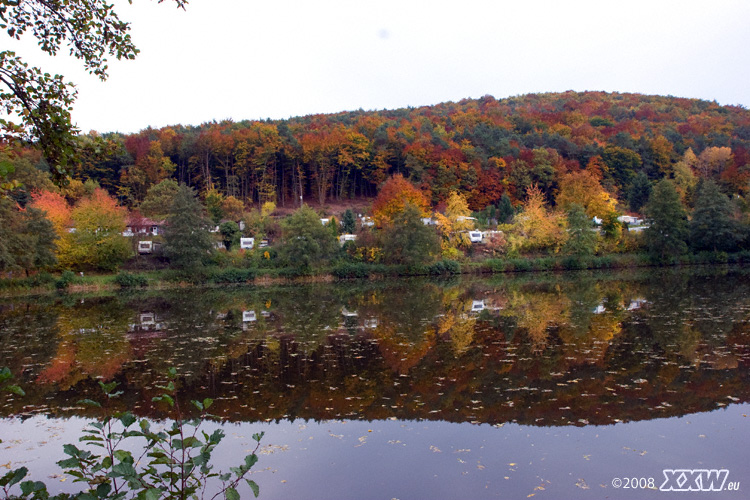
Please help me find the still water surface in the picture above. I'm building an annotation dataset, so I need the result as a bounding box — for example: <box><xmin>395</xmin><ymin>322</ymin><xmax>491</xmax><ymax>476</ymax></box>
<box><xmin>1</xmin><ymin>269</ymin><xmax>748</xmax><ymax>498</ymax></box>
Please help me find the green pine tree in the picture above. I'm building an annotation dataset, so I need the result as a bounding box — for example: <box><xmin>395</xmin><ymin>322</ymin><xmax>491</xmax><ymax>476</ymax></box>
<box><xmin>164</xmin><ymin>184</ymin><xmax>215</xmax><ymax>270</ymax></box>
<box><xmin>689</xmin><ymin>179</ymin><xmax>738</xmax><ymax>252</ymax></box>
<box><xmin>644</xmin><ymin>179</ymin><xmax>688</xmax><ymax>261</ymax></box>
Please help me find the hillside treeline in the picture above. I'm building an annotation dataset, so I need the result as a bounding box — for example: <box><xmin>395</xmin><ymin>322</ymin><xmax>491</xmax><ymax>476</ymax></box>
<box><xmin>8</xmin><ymin>91</ymin><xmax>749</xmax><ymax>212</ymax></box>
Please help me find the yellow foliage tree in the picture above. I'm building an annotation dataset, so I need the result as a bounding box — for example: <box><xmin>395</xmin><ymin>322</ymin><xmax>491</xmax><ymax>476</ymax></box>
<box><xmin>556</xmin><ymin>170</ymin><xmax>617</xmax><ymax>219</ymax></box>
<box><xmin>511</xmin><ymin>185</ymin><xmax>566</xmax><ymax>254</ymax></box>
<box><xmin>435</xmin><ymin>191</ymin><xmax>475</xmax><ymax>256</ymax></box>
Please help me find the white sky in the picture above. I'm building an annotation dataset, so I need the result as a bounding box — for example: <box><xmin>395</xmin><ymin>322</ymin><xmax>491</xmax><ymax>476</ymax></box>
<box><xmin>7</xmin><ymin>0</ymin><xmax>750</xmax><ymax>134</ymax></box>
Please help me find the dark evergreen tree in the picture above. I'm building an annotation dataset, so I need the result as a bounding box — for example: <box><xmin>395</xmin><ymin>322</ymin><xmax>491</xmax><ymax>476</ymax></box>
<box><xmin>164</xmin><ymin>184</ymin><xmax>214</xmax><ymax>269</ymax></box>
<box><xmin>628</xmin><ymin>171</ymin><xmax>652</xmax><ymax>212</ymax></box>
<box><xmin>341</xmin><ymin>209</ymin><xmax>357</xmax><ymax>234</ymax></box>
<box><xmin>644</xmin><ymin>179</ymin><xmax>688</xmax><ymax>261</ymax></box>
<box><xmin>689</xmin><ymin>179</ymin><xmax>738</xmax><ymax>252</ymax></box>
<box><xmin>497</xmin><ymin>193</ymin><xmax>514</xmax><ymax>224</ymax></box>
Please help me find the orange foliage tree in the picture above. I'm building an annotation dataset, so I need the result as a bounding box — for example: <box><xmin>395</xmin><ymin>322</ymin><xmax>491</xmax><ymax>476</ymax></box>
<box><xmin>371</xmin><ymin>174</ymin><xmax>431</xmax><ymax>227</ymax></box>
<box><xmin>555</xmin><ymin>170</ymin><xmax>617</xmax><ymax>219</ymax></box>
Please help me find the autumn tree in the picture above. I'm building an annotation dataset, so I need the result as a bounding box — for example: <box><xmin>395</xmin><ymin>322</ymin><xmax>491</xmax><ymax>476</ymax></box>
<box><xmin>511</xmin><ymin>185</ymin><xmax>566</xmax><ymax>254</ymax></box>
<box><xmin>28</xmin><ymin>190</ymin><xmax>70</xmax><ymax>232</ymax></box>
<box><xmin>121</xmin><ymin>140</ymin><xmax>175</xmax><ymax>203</ymax></box>
<box><xmin>697</xmin><ymin>147</ymin><xmax>732</xmax><ymax>178</ymax></box>
<box><xmin>556</xmin><ymin>170</ymin><xmax>617</xmax><ymax>219</ymax></box>
<box><xmin>372</xmin><ymin>174</ymin><xmax>430</xmax><ymax>227</ymax></box>
<box><xmin>435</xmin><ymin>191</ymin><xmax>474</xmax><ymax>256</ymax></box>
<box><xmin>221</xmin><ymin>195</ymin><xmax>245</xmax><ymax>221</ymax></box>
<box><xmin>61</xmin><ymin>189</ymin><xmax>130</xmax><ymax>271</ymax></box>
<box><xmin>668</xmin><ymin>148</ymin><xmax>698</xmax><ymax>205</ymax></box>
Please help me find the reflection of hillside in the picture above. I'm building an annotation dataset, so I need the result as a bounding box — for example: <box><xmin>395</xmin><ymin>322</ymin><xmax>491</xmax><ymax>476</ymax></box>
<box><xmin>1</xmin><ymin>271</ymin><xmax>749</xmax><ymax>428</ymax></box>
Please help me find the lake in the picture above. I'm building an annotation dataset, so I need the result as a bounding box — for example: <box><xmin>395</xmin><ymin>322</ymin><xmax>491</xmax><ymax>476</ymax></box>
<box><xmin>1</xmin><ymin>268</ymin><xmax>748</xmax><ymax>499</ymax></box>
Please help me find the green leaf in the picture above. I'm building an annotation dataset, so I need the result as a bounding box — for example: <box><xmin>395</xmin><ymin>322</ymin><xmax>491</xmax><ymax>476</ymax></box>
<box><xmin>5</xmin><ymin>385</ymin><xmax>25</xmax><ymax>396</ymax></box>
<box><xmin>244</xmin><ymin>453</ymin><xmax>258</xmax><ymax>469</ymax></box>
<box><xmin>0</xmin><ymin>467</ymin><xmax>27</xmax><ymax>488</ymax></box>
<box><xmin>98</xmin><ymin>381</ymin><xmax>118</xmax><ymax>394</ymax></box>
<box><xmin>78</xmin><ymin>398</ymin><xmax>102</xmax><ymax>408</ymax></box>
<box><xmin>252</xmin><ymin>431</ymin><xmax>265</xmax><ymax>443</ymax></box>
<box><xmin>203</xmin><ymin>397</ymin><xmax>213</xmax><ymax>410</ymax></box>
<box><xmin>56</xmin><ymin>457</ymin><xmax>81</xmax><ymax>469</ymax></box>
<box><xmin>225</xmin><ymin>486</ymin><xmax>240</xmax><ymax>500</ymax></box>
<box><xmin>20</xmin><ymin>480</ymin><xmax>47</xmax><ymax>496</ymax></box>
<box><xmin>152</xmin><ymin>394</ymin><xmax>174</xmax><ymax>407</ymax></box>
<box><xmin>191</xmin><ymin>399</ymin><xmax>203</xmax><ymax>411</ymax></box>
<box><xmin>95</xmin><ymin>482</ymin><xmax>111</xmax><ymax>498</ymax></box>
<box><xmin>113</xmin><ymin>450</ymin><xmax>133</xmax><ymax>463</ymax></box>
<box><xmin>167</xmin><ymin>367</ymin><xmax>177</xmax><ymax>379</ymax></box>
<box><xmin>144</xmin><ymin>488</ymin><xmax>162</xmax><ymax>500</ymax></box>
<box><xmin>247</xmin><ymin>479</ymin><xmax>260</xmax><ymax>498</ymax></box>
<box><xmin>119</xmin><ymin>412</ymin><xmax>136</xmax><ymax>427</ymax></box>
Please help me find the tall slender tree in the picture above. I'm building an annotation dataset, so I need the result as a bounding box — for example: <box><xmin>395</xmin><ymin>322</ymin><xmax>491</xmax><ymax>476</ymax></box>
<box><xmin>644</xmin><ymin>179</ymin><xmax>688</xmax><ymax>260</ymax></box>
<box><xmin>164</xmin><ymin>184</ymin><xmax>214</xmax><ymax>270</ymax></box>
<box><xmin>689</xmin><ymin>179</ymin><xmax>738</xmax><ymax>252</ymax></box>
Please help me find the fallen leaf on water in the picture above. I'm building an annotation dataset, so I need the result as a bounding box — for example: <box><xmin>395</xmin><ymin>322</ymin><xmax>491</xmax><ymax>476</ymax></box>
<box><xmin>430</xmin><ymin>445</ymin><xmax>442</xmax><ymax>453</ymax></box>
<box><xmin>508</xmin><ymin>462</ymin><xmax>516</xmax><ymax>466</ymax></box>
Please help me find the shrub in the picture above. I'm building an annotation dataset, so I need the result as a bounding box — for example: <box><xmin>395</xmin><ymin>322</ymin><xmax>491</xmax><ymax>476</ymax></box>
<box><xmin>427</xmin><ymin>260</ymin><xmax>461</xmax><ymax>275</ymax></box>
<box><xmin>332</xmin><ymin>262</ymin><xmax>372</xmax><ymax>279</ymax></box>
<box><xmin>55</xmin><ymin>270</ymin><xmax>76</xmax><ymax>290</ymax></box>
<box><xmin>210</xmin><ymin>267</ymin><xmax>255</xmax><ymax>284</ymax></box>
<box><xmin>114</xmin><ymin>271</ymin><xmax>148</xmax><ymax>288</ymax></box>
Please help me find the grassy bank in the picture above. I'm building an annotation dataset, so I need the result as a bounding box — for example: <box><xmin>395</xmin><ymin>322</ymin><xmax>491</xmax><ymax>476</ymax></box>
<box><xmin>1</xmin><ymin>250</ymin><xmax>749</xmax><ymax>298</ymax></box>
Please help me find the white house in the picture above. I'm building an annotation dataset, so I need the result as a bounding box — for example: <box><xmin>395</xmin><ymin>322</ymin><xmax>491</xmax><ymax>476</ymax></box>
<box><xmin>339</xmin><ymin>234</ymin><xmax>357</xmax><ymax>245</ymax></box>
<box><xmin>240</xmin><ymin>237</ymin><xmax>255</xmax><ymax>250</ymax></box>
<box><xmin>618</xmin><ymin>215</ymin><xmax>644</xmax><ymax>225</ymax></box>
<box><xmin>468</xmin><ymin>231</ymin><xmax>483</xmax><ymax>243</ymax></box>
<box><xmin>138</xmin><ymin>241</ymin><xmax>153</xmax><ymax>254</ymax></box>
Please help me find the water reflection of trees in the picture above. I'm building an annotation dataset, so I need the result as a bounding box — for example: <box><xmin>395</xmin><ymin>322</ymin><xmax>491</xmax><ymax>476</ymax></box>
<box><xmin>0</xmin><ymin>271</ymin><xmax>748</xmax><ymax>426</ymax></box>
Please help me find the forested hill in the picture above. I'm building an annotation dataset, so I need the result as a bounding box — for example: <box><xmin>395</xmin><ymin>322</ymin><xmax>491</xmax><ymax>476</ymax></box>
<box><xmin>65</xmin><ymin>91</ymin><xmax>750</xmax><ymax>211</ymax></box>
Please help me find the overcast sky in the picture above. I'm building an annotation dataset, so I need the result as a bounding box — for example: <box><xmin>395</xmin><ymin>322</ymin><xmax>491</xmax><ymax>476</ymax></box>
<box><xmin>9</xmin><ymin>0</ymin><xmax>750</xmax><ymax>134</ymax></box>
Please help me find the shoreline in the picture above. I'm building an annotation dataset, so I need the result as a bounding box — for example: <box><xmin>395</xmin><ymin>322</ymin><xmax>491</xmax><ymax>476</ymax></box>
<box><xmin>1</xmin><ymin>250</ymin><xmax>747</xmax><ymax>299</ymax></box>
